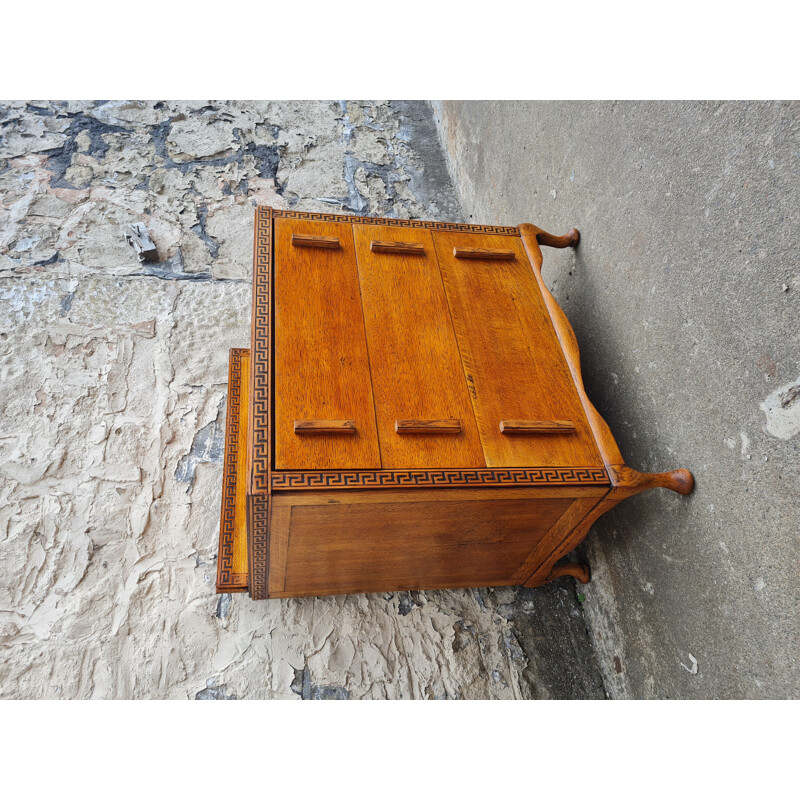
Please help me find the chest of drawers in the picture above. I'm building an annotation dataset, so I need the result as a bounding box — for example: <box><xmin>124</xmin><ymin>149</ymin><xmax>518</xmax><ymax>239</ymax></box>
<box><xmin>216</xmin><ymin>207</ymin><xmax>692</xmax><ymax>599</ymax></box>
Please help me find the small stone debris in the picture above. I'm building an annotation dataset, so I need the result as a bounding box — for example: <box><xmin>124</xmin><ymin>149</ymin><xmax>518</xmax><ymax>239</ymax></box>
<box><xmin>124</xmin><ymin>222</ymin><xmax>158</xmax><ymax>262</ymax></box>
<box><xmin>680</xmin><ymin>653</ymin><xmax>699</xmax><ymax>675</ymax></box>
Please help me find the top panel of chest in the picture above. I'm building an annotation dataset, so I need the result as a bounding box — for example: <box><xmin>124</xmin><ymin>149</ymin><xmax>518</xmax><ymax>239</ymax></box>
<box><xmin>251</xmin><ymin>208</ymin><xmax>604</xmax><ymax>484</ymax></box>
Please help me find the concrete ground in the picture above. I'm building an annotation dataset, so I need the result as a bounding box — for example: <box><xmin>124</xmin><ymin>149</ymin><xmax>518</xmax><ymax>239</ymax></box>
<box><xmin>433</xmin><ymin>101</ymin><xmax>800</xmax><ymax>699</ymax></box>
<box><xmin>0</xmin><ymin>100</ymin><xmax>604</xmax><ymax>699</ymax></box>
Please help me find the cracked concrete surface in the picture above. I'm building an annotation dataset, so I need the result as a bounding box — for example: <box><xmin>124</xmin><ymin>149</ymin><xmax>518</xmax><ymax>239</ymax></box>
<box><xmin>433</xmin><ymin>100</ymin><xmax>800</xmax><ymax>699</ymax></box>
<box><xmin>1</xmin><ymin>100</ymin><xmax>603</xmax><ymax>699</ymax></box>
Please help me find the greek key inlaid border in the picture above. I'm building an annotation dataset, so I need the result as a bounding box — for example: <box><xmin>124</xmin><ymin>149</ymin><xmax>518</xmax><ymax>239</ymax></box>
<box><xmin>216</xmin><ymin>348</ymin><xmax>249</xmax><ymax>593</ymax></box>
<box><xmin>271</xmin><ymin>467</ymin><xmax>610</xmax><ymax>491</ymax></box>
<box><xmin>270</xmin><ymin>207</ymin><xmax>519</xmax><ymax>235</ymax></box>
<box><xmin>251</xmin><ymin>205</ymin><xmax>272</xmax><ymax>492</ymax></box>
<box><xmin>249</xmin><ymin>494</ymin><xmax>270</xmax><ymax>600</ymax></box>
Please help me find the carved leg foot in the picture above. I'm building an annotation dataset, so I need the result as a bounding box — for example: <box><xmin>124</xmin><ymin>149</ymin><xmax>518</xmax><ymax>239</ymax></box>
<box><xmin>540</xmin><ymin>227</ymin><xmax>580</xmax><ymax>249</ymax></box>
<box><xmin>546</xmin><ymin>562</ymin><xmax>591</xmax><ymax>585</ymax></box>
<box><xmin>519</xmin><ymin>223</ymin><xmax>580</xmax><ymax>249</ymax></box>
<box><xmin>609</xmin><ymin>465</ymin><xmax>695</xmax><ymax>497</ymax></box>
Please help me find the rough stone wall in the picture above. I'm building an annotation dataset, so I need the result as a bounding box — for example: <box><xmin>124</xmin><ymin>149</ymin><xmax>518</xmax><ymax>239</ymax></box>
<box><xmin>432</xmin><ymin>100</ymin><xmax>800</xmax><ymax>699</ymax></box>
<box><xmin>0</xmin><ymin>100</ymin><xmax>604</xmax><ymax>699</ymax></box>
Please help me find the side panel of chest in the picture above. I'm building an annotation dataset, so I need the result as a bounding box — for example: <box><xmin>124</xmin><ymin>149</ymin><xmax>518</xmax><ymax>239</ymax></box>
<box><xmin>266</xmin><ymin>487</ymin><xmax>606</xmax><ymax>597</ymax></box>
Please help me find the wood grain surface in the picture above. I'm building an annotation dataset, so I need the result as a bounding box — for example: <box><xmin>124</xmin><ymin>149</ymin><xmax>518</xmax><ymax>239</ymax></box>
<box><xmin>266</xmin><ymin>505</ymin><xmax>291</xmax><ymax>595</ymax></box>
<box><xmin>395</xmin><ymin>418</ymin><xmax>462</xmax><ymax>433</ymax></box>
<box><xmin>453</xmin><ymin>246</ymin><xmax>515</xmax><ymax>260</ymax></box>
<box><xmin>517</xmin><ymin>223</ymin><xmax>626</xmax><ymax>472</ymax></box>
<box><xmin>271</xmin><ymin>486</ymin><xmax>608</xmax><ymax>505</ymax></box>
<box><xmin>510</xmin><ymin>494</ymin><xmax>603</xmax><ymax>583</ymax></box>
<box><xmin>370</xmin><ymin>240</ymin><xmax>425</xmax><ymax>255</ymax></box>
<box><xmin>433</xmin><ymin>230</ymin><xmax>604</xmax><ymax>469</ymax></box>
<box><xmin>267</xmin><ymin>489</ymin><xmax>577</xmax><ymax>597</ymax></box>
<box><xmin>294</xmin><ymin>419</ymin><xmax>356</xmax><ymax>434</ymax></box>
<box><xmin>353</xmin><ymin>224</ymin><xmax>485</xmax><ymax>468</ymax></box>
<box><xmin>274</xmin><ymin>218</ymin><xmax>380</xmax><ymax>469</ymax></box>
<box><xmin>499</xmin><ymin>419</ymin><xmax>576</xmax><ymax>434</ymax></box>
<box><xmin>291</xmin><ymin>233</ymin><xmax>340</xmax><ymax>249</ymax></box>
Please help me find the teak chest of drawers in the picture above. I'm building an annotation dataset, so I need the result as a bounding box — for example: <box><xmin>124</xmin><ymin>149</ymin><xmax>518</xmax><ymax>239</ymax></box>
<box><xmin>217</xmin><ymin>207</ymin><xmax>692</xmax><ymax>599</ymax></box>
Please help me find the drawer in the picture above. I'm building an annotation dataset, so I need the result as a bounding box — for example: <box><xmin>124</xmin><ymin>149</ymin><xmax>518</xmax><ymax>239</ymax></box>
<box><xmin>352</xmin><ymin>224</ymin><xmax>485</xmax><ymax>468</ymax></box>
<box><xmin>273</xmin><ymin>218</ymin><xmax>381</xmax><ymax>470</ymax></box>
<box><xmin>433</xmin><ymin>230</ymin><xmax>604</xmax><ymax>469</ymax></box>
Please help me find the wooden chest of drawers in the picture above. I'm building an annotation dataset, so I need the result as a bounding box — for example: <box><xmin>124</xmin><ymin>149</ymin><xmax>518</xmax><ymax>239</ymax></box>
<box><xmin>217</xmin><ymin>207</ymin><xmax>692</xmax><ymax>599</ymax></box>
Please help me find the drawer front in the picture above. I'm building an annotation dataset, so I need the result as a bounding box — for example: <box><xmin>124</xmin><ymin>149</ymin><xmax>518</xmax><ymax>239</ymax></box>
<box><xmin>433</xmin><ymin>231</ymin><xmax>604</xmax><ymax>468</ymax></box>
<box><xmin>274</xmin><ymin>219</ymin><xmax>381</xmax><ymax>470</ymax></box>
<box><xmin>353</xmin><ymin>224</ymin><xmax>485</xmax><ymax>468</ymax></box>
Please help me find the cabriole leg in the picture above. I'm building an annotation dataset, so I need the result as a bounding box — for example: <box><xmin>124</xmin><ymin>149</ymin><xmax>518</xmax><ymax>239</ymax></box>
<box><xmin>545</xmin><ymin>562</ymin><xmax>591</xmax><ymax>585</ymax></box>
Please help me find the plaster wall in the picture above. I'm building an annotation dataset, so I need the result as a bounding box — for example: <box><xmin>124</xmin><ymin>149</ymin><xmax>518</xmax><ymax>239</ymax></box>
<box><xmin>0</xmin><ymin>100</ymin><xmax>604</xmax><ymax>699</ymax></box>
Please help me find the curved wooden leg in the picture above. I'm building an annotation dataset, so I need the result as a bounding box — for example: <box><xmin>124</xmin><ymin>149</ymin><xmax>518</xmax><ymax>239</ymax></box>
<box><xmin>525</xmin><ymin>463</ymin><xmax>694</xmax><ymax>590</ymax></box>
<box><xmin>540</xmin><ymin>227</ymin><xmax>580</xmax><ymax>249</ymax></box>
<box><xmin>608</xmin><ymin>465</ymin><xmax>694</xmax><ymax>498</ymax></box>
<box><xmin>521</xmin><ymin>224</ymin><xmax>580</xmax><ymax>249</ymax></box>
<box><xmin>516</xmin><ymin>219</ymin><xmax>694</xmax><ymax>593</ymax></box>
<box><xmin>519</xmin><ymin>222</ymin><xmax>695</xmax><ymax>501</ymax></box>
<box><xmin>546</xmin><ymin>563</ymin><xmax>591</xmax><ymax>585</ymax></box>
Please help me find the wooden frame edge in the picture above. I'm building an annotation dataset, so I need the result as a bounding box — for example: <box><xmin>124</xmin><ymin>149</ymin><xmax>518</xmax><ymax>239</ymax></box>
<box><xmin>523</xmin><ymin>494</ymin><xmax>619</xmax><ymax>587</ymax></box>
<box><xmin>216</xmin><ymin>347</ymin><xmax>249</xmax><ymax>593</ymax></box>
<box><xmin>269</xmin><ymin>206</ymin><xmax>520</xmax><ymax>235</ymax></box>
<box><xmin>270</xmin><ymin>467</ymin><xmax>610</xmax><ymax>491</ymax></box>
<box><xmin>513</xmin><ymin>493</ymin><xmax>609</xmax><ymax>585</ymax></box>
<box><xmin>518</xmin><ymin>223</ymin><xmax>694</xmax><ymax>499</ymax></box>
<box><xmin>248</xmin><ymin>205</ymin><xmax>274</xmax><ymax>599</ymax></box>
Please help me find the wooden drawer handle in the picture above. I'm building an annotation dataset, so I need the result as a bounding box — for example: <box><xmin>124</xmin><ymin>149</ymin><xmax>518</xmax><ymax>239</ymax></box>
<box><xmin>500</xmin><ymin>420</ymin><xmax>576</xmax><ymax>434</ymax></box>
<box><xmin>371</xmin><ymin>240</ymin><xmax>425</xmax><ymax>255</ymax></box>
<box><xmin>395</xmin><ymin>419</ymin><xmax>461</xmax><ymax>434</ymax></box>
<box><xmin>294</xmin><ymin>420</ymin><xmax>356</xmax><ymax>434</ymax></box>
<box><xmin>292</xmin><ymin>233</ymin><xmax>340</xmax><ymax>250</ymax></box>
<box><xmin>454</xmin><ymin>246</ymin><xmax>515</xmax><ymax>261</ymax></box>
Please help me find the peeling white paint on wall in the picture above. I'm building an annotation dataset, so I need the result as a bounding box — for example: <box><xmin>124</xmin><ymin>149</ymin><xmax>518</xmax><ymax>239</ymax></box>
<box><xmin>0</xmin><ymin>100</ymin><xmax>601</xmax><ymax>700</ymax></box>
<box><xmin>761</xmin><ymin>377</ymin><xmax>800</xmax><ymax>440</ymax></box>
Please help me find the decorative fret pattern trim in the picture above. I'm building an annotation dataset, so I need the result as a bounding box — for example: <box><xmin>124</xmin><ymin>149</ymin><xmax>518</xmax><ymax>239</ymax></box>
<box><xmin>216</xmin><ymin>348</ymin><xmax>249</xmax><ymax>593</ymax></box>
<box><xmin>269</xmin><ymin>207</ymin><xmax>520</xmax><ymax>236</ymax></box>
<box><xmin>249</xmin><ymin>494</ymin><xmax>270</xmax><ymax>600</ymax></box>
<box><xmin>251</xmin><ymin>206</ymin><xmax>272</xmax><ymax>492</ymax></box>
<box><xmin>271</xmin><ymin>467</ymin><xmax>610</xmax><ymax>491</ymax></box>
